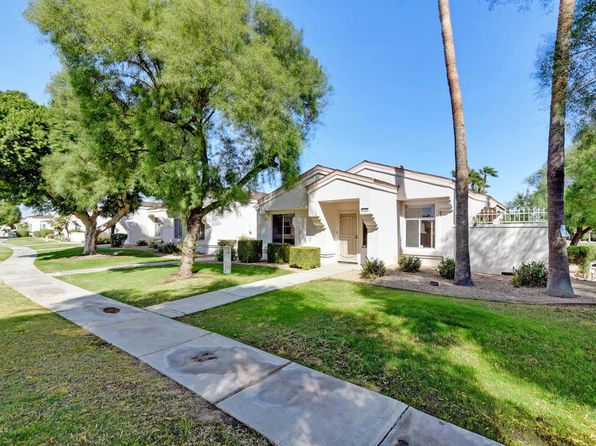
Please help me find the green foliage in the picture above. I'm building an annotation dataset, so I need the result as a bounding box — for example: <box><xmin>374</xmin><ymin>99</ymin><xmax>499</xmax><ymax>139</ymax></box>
<box><xmin>452</xmin><ymin>166</ymin><xmax>498</xmax><ymax>193</ymax></box>
<box><xmin>0</xmin><ymin>202</ymin><xmax>21</xmax><ymax>226</ymax></box>
<box><xmin>237</xmin><ymin>239</ymin><xmax>263</xmax><ymax>263</ymax></box>
<box><xmin>567</xmin><ymin>245</ymin><xmax>596</xmax><ymax>267</ymax></box>
<box><xmin>97</xmin><ymin>233</ymin><xmax>111</xmax><ymax>244</ymax></box>
<box><xmin>27</xmin><ymin>0</ymin><xmax>329</xmax><ymax>225</ymax></box>
<box><xmin>512</xmin><ymin>261</ymin><xmax>548</xmax><ymax>288</ymax></box>
<box><xmin>267</xmin><ymin>242</ymin><xmax>290</xmax><ymax>264</ymax></box>
<box><xmin>360</xmin><ymin>257</ymin><xmax>386</xmax><ymax>279</ymax></box>
<box><xmin>33</xmin><ymin>229</ymin><xmax>54</xmax><ymax>238</ymax></box>
<box><xmin>399</xmin><ymin>255</ymin><xmax>421</xmax><ymax>273</ymax></box>
<box><xmin>215</xmin><ymin>240</ymin><xmax>237</xmax><ymax>261</ymax></box>
<box><xmin>157</xmin><ymin>242</ymin><xmax>181</xmax><ymax>254</ymax></box>
<box><xmin>0</xmin><ymin>91</ymin><xmax>52</xmax><ymax>206</ymax></box>
<box><xmin>110</xmin><ymin>233</ymin><xmax>128</xmax><ymax>247</ymax></box>
<box><xmin>438</xmin><ymin>257</ymin><xmax>456</xmax><ymax>279</ymax></box>
<box><xmin>288</xmin><ymin>246</ymin><xmax>320</xmax><ymax>269</ymax></box>
<box><xmin>15</xmin><ymin>224</ymin><xmax>29</xmax><ymax>237</ymax></box>
<box><xmin>136</xmin><ymin>239</ymin><xmax>148</xmax><ymax>246</ymax></box>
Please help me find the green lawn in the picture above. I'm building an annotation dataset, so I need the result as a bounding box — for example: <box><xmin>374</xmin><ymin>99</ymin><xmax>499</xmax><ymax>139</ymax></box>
<box><xmin>182</xmin><ymin>279</ymin><xmax>596</xmax><ymax>446</ymax></box>
<box><xmin>60</xmin><ymin>263</ymin><xmax>290</xmax><ymax>307</ymax></box>
<box><xmin>0</xmin><ymin>246</ymin><xmax>12</xmax><ymax>262</ymax></box>
<box><xmin>0</xmin><ymin>284</ymin><xmax>268</xmax><ymax>446</ymax></box>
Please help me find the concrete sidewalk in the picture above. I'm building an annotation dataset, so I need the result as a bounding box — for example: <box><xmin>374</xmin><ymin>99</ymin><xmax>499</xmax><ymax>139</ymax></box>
<box><xmin>0</xmin><ymin>243</ymin><xmax>500</xmax><ymax>446</ymax></box>
<box><xmin>145</xmin><ymin>263</ymin><xmax>358</xmax><ymax>317</ymax></box>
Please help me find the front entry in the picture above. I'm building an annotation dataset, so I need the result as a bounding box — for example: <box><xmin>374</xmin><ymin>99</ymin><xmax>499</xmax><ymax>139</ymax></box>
<box><xmin>339</xmin><ymin>213</ymin><xmax>358</xmax><ymax>263</ymax></box>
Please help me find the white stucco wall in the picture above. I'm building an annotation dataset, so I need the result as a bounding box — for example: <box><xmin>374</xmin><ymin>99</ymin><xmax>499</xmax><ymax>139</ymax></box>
<box><xmin>197</xmin><ymin>203</ymin><xmax>258</xmax><ymax>254</ymax></box>
<box><xmin>469</xmin><ymin>224</ymin><xmax>548</xmax><ymax>273</ymax></box>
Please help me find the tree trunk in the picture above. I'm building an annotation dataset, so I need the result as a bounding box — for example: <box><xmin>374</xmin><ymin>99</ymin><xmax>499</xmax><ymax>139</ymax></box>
<box><xmin>83</xmin><ymin>219</ymin><xmax>98</xmax><ymax>256</ymax></box>
<box><xmin>177</xmin><ymin>209</ymin><xmax>203</xmax><ymax>279</ymax></box>
<box><xmin>438</xmin><ymin>0</ymin><xmax>473</xmax><ymax>286</ymax></box>
<box><xmin>570</xmin><ymin>227</ymin><xmax>591</xmax><ymax>246</ymax></box>
<box><xmin>547</xmin><ymin>0</ymin><xmax>576</xmax><ymax>298</ymax></box>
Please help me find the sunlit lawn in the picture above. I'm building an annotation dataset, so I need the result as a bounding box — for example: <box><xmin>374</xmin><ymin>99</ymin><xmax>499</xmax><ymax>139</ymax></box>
<box><xmin>0</xmin><ymin>284</ymin><xmax>268</xmax><ymax>446</ymax></box>
<box><xmin>0</xmin><ymin>246</ymin><xmax>13</xmax><ymax>261</ymax></box>
<box><xmin>182</xmin><ymin>279</ymin><xmax>596</xmax><ymax>446</ymax></box>
<box><xmin>60</xmin><ymin>263</ymin><xmax>290</xmax><ymax>307</ymax></box>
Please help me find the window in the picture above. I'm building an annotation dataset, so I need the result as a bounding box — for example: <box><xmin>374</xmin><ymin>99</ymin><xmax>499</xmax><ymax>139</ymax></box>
<box><xmin>174</xmin><ymin>219</ymin><xmax>183</xmax><ymax>239</ymax></box>
<box><xmin>272</xmin><ymin>214</ymin><xmax>295</xmax><ymax>245</ymax></box>
<box><xmin>405</xmin><ymin>204</ymin><xmax>435</xmax><ymax>248</ymax></box>
<box><xmin>199</xmin><ymin>222</ymin><xmax>205</xmax><ymax>240</ymax></box>
<box><xmin>362</xmin><ymin>222</ymin><xmax>368</xmax><ymax>248</ymax></box>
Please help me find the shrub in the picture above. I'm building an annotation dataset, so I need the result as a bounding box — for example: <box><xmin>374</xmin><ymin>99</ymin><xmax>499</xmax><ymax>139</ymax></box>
<box><xmin>267</xmin><ymin>243</ymin><xmax>291</xmax><ymax>263</ymax></box>
<box><xmin>15</xmin><ymin>224</ymin><xmax>29</xmax><ymax>238</ymax></box>
<box><xmin>289</xmin><ymin>246</ymin><xmax>320</xmax><ymax>269</ymax></box>
<box><xmin>148</xmin><ymin>240</ymin><xmax>159</xmax><ymax>249</ymax></box>
<box><xmin>567</xmin><ymin>245</ymin><xmax>596</xmax><ymax>266</ymax></box>
<box><xmin>110</xmin><ymin>233</ymin><xmax>128</xmax><ymax>247</ymax></box>
<box><xmin>399</xmin><ymin>255</ymin><xmax>421</xmax><ymax>272</ymax></box>
<box><xmin>512</xmin><ymin>261</ymin><xmax>547</xmax><ymax>288</ymax></box>
<box><xmin>216</xmin><ymin>239</ymin><xmax>237</xmax><ymax>261</ymax></box>
<box><xmin>33</xmin><ymin>229</ymin><xmax>53</xmax><ymax>238</ymax></box>
<box><xmin>137</xmin><ymin>239</ymin><xmax>148</xmax><ymax>246</ymax></box>
<box><xmin>157</xmin><ymin>242</ymin><xmax>180</xmax><ymax>254</ymax></box>
<box><xmin>360</xmin><ymin>257</ymin><xmax>386</xmax><ymax>279</ymax></box>
<box><xmin>238</xmin><ymin>239</ymin><xmax>262</xmax><ymax>263</ymax></box>
<box><xmin>438</xmin><ymin>257</ymin><xmax>456</xmax><ymax>279</ymax></box>
<box><xmin>97</xmin><ymin>233</ymin><xmax>111</xmax><ymax>244</ymax></box>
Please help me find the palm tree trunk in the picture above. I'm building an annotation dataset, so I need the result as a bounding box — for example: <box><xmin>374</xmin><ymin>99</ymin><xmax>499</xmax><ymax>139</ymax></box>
<box><xmin>547</xmin><ymin>0</ymin><xmax>575</xmax><ymax>298</ymax></box>
<box><xmin>177</xmin><ymin>209</ymin><xmax>202</xmax><ymax>279</ymax></box>
<box><xmin>438</xmin><ymin>0</ymin><xmax>473</xmax><ymax>286</ymax></box>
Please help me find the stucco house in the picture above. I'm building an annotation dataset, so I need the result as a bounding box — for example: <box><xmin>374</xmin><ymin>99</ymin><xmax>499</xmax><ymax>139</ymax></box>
<box><xmin>113</xmin><ymin>196</ymin><xmax>260</xmax><ymax>254</ymax></box>
<box><xmin>22</xmin><ymin>215</ymin><xmax>54</xmax><ymax>233</ymax></box>
<box><xmin>257</xmin><ymin>160</ymin><xmax>505</xmax><ymax>267</ymax></box>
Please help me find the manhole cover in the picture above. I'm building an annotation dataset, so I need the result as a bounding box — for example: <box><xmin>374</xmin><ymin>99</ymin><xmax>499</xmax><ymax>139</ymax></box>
<box><xmin>102</xmin><ymin>306</ymin><xmax>121</xmax><ymax>314</ymax></box>
<box><xmin>192</xmin><ymin>351</ymin><xmax>217</xmax><ymax>362</ymax></box>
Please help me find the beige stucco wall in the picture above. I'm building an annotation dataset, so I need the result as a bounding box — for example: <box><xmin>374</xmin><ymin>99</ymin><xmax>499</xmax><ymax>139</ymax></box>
<box><xmin>469</xmin><ymin>224</ymin><xmax>548</xmax><ymax>273</ymax></box>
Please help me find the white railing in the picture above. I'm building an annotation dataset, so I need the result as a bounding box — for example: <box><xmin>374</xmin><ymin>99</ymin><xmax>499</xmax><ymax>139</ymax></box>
<box><xmin>473</xmin><ymin>208</ymin><xmax>548</xmax><ymax>225</ymax></box>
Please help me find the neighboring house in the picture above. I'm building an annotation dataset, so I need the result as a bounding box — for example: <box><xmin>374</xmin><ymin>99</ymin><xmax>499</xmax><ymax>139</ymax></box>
<box><xmin>21</xmin><ymin>215</ymin><xmax>54</xmax><ymax>233</ymax></box>
<box><xmin>257</xmin><ymin>160</ymin><xmax>505</xmax><ymax>267</ymax></box>
<box><xmin>115</xmin><ymin>197</ymin><xmax>260</xmax><ymax>254</ymax></box>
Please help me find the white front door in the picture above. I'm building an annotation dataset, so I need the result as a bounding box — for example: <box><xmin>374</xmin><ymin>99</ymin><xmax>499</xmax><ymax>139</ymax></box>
<box><xmin>339</xmin><ymin>213</ymin><xmax>358</xmax><ymax>263</ymax></box>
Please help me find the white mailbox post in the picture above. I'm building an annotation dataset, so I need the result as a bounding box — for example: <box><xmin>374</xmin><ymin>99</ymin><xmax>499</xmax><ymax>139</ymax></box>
<box><xmin>223</xmin><ymin>245</ymin><xmax>232</xmax><ymax>275</ymax></box>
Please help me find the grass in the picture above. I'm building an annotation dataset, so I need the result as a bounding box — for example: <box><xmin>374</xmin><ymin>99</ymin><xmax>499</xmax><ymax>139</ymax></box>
<box><xmin>0</xmin><ymin>246</ymin><xmax>12</xmax><ymax>262</ymax></box>
<box><xmin>0</xmin><ymin>284</ymin><xmax>269</xmax><ymax>446</ymax></box>
<box><xmin>182</xmin><ymin>279</ymin><xmax>596</xmax><ymax>446</ymax></box>
<box><xmin>60</xmin><ymin>263</ymin><xmax>290</xmax><ymax>307</ymax></box>
<box><xmin>7</xmin><ymin>237</ymin><xmax>171</xmax><ymax>273</ymax></box>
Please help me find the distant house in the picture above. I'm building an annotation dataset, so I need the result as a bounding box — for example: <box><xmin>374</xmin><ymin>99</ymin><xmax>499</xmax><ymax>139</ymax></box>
<box><xmin>112</xmin><ymin>195</ymin><xmax>261</xmax><ymax>253</ymax></box>
<box><xmin>21</xmin><ymin>215</ymin><xmax>54</xmax><ymax>233</ymax></box>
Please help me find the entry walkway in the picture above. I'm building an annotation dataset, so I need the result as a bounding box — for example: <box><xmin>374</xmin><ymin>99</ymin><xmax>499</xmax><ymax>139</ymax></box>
<box><xmin>145</xmin><ymin>263</ymin><xmax>358</xmax><ymax>317</ymax></box>
<box><xmin>0</xmin><ymin>243</ymin><xmax>500</xmax><ymax>446</ymax></box>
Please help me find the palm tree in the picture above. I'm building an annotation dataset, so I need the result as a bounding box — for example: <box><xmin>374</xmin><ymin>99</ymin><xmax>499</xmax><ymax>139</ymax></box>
<box><xmin>480</xmin><ymin>166</ymin><xmax>498</xmax><ymax>187</ymax></box>
<box><xmin>546</xmin><ymin>0</ymin><xmax>576</xmax><ymax>298</ymax></box>
<box><xmin>438</xmin><ymin>0</ymin><xmax>473</xmax><ymax>286</ymax></box>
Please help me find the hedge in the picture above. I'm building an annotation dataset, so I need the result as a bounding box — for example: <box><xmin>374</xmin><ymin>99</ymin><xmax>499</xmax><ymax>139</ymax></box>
<box><xmin>289</xmin><ymin>246</ymin><xmax>320</xmax><ymax>269</ymax></box>
<box><xmin>111</xmin><ymin>233</ymin><xmax>128</xmax><ymax>247</ymax></box>
<box><xmin>15</xmin><ymin>228</ymin><xmax>29</xmax><ymax>237</ymax></box>
<box><xmin>33</xmin><ymin>229</ymin><xmax>54</xmax><ymax>238</ymax></box>
<box><xmin>267</xmin><ymin>242</ymin><xmax>291</xmax><ymax>264</ymax></box>
<box><xmin>238</xmin><ymin>239</ymin><xmax>262</xmax><ymax>263</ymax></box>
<box><xmin>567</xmin><ymin>245</ymin><xmax>596</xmax><ymax>266</ymax></box>
<box><xmin>216</xmin><ymin>239</ymin><xmax>237</xmax><ymax>261</ymax></box>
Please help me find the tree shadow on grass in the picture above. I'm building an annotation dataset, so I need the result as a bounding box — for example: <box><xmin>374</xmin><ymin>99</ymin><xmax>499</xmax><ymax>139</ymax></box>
<box><xmin>36</xmin><ymin>247</ymin><xmax>157</xmax><ymax>262</ymax></box>
<box><xmin>184</xmin><ymin>281</ymin><xmax>594</xmax><ymax>446</ymax></box>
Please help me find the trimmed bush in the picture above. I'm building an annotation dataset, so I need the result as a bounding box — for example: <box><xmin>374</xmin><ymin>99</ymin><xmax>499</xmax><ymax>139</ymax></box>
<box><xmin>289</xmin><ymin>246</ymin><xmax>320</xmax><ymax>269</ymax></box>
<box><xmin>438</xmin><ymin>257</ymin><xmax>455</xmax><ymax>279</ymax></box>
<box><xmin>137</xmin><ymin>239</ymin><xmax>148</xmax><ymax>246</ymax></box>
<box><xmin>360</xmin><ymin>257</ymin><xmax>386</xmax><ymax>279</ymax></box>
<box><xmin>267</xmin><ymin>242</ymin><xmax>291</xmax><ymax>264</ymax></box>
<box><xmin>567</xmin><ymin>245</ymin><xmax>596</xmax><ymax>266</ymax></box>
<box><xmin>33</xmin><ymin>229</ymin><xmax>53</xmax><ymax>238</ymax></box>
<box><xmin>97</xmin><ymin>233</ymin><xmax>111</xmax><ymax>244</ymax></box>
<box><xmin>110</xmin><ymin>233</ymin><xmax>128</xmax><ymax>247</ymax></box>
<box><xmin>157</xmin><ymin>242</ymin><xmax>181</xmax><ymax>254</ymax></box>
<box><xmin>238</xmin><ymin>239</ymin><xmax>262</xmax><ymax>263</ymax></box>
<box><xmin>215</xmin><ymin>240</ymin><xmax>237</xmax><ymax>262</ymax></box>
<box><xmin>399</xmin><ymin>255</ymin><xmax>421</xmax><ymax>272</ymax></box>
<box><xmin>15</xmin><ymin>225</ymin><xmax>29</xmax><ymax>237</ymax></box>
<box><xmin>512</xmin><ymin>261</ymin><xmax>547</xmax><ymax>288</ymax></box>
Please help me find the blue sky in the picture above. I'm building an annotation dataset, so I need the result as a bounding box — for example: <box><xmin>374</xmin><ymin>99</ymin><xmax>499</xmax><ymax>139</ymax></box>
<box><xmin>1</xmin><ymin>0</ymin><xmax>557</xmax><ymax>203</ymax></box>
